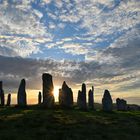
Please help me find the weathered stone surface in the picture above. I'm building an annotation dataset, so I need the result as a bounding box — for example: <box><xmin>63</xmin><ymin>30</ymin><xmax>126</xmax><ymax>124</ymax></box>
<box><xmin>116</xmin><ymin>98</ymin><xmax>127</xmax><ymax>111</ymax></box>
<box><xmin>42</xmin><ymin>73</ymin><xmax>54</xmax><ymax>108</ymax></box>
<box><xmin>88</xmin><ymin>86</ymin><xmax>94</xmax><ymax>109</ymax></box>
<box><xmin>38</xmin><ymin>92</ymin><xmax>42</xmax><ymax>104</ymax></box>
<box><xmin>102</xmin><ymin>90</ymin><xmax>113</xmax><ymax>111</ymax></box>
<box><xmin>17</xmin><ymin>79</ymin><xmax>27</xmax><ymax>107</ymax></box>
<box><xmin>59</xmin><ymin>81</ymin><xmax>73</xmax><ymax>108</ymax></box>
<box><xmin>0</xmin><ymin>81</ymin><xmax>5</xmax><ymax>106</ymax></box>
<box><xmin>77</xmin><ymin>83</ymin><xmax>87</xmax><ymax>110</ymax></box>
<box><xmin>6</xmin><ymin>93</ymin><xmax>11</xmax><ymax>106</ymax></box>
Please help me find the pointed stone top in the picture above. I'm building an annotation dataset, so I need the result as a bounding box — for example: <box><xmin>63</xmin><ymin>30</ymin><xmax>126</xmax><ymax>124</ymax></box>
<box><xmin>20</xmin><ymin>79</ymin><xmax>26</xmax><ymax>86</ymax></box>
<box><xmin>89</xmin><ymin>89</ymin><xmax>92</xmax><ymax>92</ymax></box>
<box><xmin>103</xmin><ymin>89</ymin><xmax>111</xmax><ymax>98</ymax></box>
<box><xmin>62</xmin><ymin>81</ymin><xmax>69</xmax><ymax>89</ymax></box>
<box><xmin>21</xmin><ymin>79</ymin><xmax>25</xmax><ymax>83</ymax></box>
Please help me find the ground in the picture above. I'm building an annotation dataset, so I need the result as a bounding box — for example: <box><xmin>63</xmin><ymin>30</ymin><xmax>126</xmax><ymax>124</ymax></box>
<box><xmin>0</xmin><ymin>105</ymin><xmax>140</xmax><ymax>140</ymax></box>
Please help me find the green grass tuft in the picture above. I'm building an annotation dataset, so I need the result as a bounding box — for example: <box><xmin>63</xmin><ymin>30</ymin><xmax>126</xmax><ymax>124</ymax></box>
<box><xmin>0</xmin><ymin>105</ymin><xmax>140</xmax><ymax>140</ymax></box>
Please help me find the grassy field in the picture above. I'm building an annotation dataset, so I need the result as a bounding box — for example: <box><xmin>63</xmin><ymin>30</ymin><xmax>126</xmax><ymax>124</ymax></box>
<box><xmin>0</xmin><ymin>105</ymin><xmax>140</xmax><ymax>140</ymax></box>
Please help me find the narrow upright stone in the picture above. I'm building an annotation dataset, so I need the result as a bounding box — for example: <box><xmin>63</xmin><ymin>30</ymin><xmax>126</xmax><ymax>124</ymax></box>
<box><xmin>116</xmin><ymin>98</ymin><xmax>127</xmax><ymax>111</ymax></box>
<box><xmin>6</xmin><ymin>93</ymin><xmax>11</xmax><ymax>106</ymax></box>
<box><xmin>17</xmin><ymin>79</ymin><xmax>27</xmax><ymax>107</ymax></box>
<box><xmin>59</xmin><ymin>81</ymin><xmax>73</xmax><ymax>108</ymax></box>
<box><xmin>102</xmin><ymin>90</ymin><xmax>113</xmax><ymax>111</ymax></box>
<box><xmin>0</xmin><ymin>81</ymin><xmax>5</xmax><ymax>106</ymax></box>
<box><xmin>38</xmin><ymin>92</ymin><xmax>42</xmax><ymax>104</ymax></box>
<box><xmin>59</xmin><ymin>89</ymin><xmax>62</xmax><ymax>105</ymax></box>
<box><xmin>77</xmin><ymin>90</ymin><xmax>82</xmax><ymax>108</ymax></box>
<box><xmin>42</xmin><ymin>73</ymin><xmax>54</xmax><ymax>108</ymax></box>
<box><xmin>88</xmin><ymin>86</ymin><xmax>94</xmax><ymax>109</ymax></box>
<box><xmin>77</xmin><ymin>83</ymin><xmax>87</xmax><ymax>110</ymax></box>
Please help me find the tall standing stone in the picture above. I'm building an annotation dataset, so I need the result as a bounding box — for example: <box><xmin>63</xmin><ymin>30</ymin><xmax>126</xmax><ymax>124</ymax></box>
<box><xmin>77</xmin><ymin>83</ymin><xmax>87</xmax><ymax>110</ymax></box>
<box><xmin>42</xmin><ymin>73</ymin><xmax>54</xmax><ymax>108</ymax></box>
<box><xmin>6</xmin><ymin>93</ymin><xmax>11</xmax><ymax>106</ymax></box>
<box><xmin>59</xmin><ymin>81</ymin><xmax>73</xmax><ymax>108</ymax></box>
<box><xmin>116</xmin><ymin>98</ymin><xmax>127</xmax><ymax>111</ymax></box>
<box><xmin>17</xmin><ymin>79</ymin><xmax>27</xmax><ymax>107</ymax></box>
<box><xmin>0</xmin><ymin>81</ymin><xmax>5</xmax><ymax>106</ymax></box>
<box><xmin>88</xmin><ymin>86</ymin><xmax>94</xmax><ymax>109</ymax></box>
<box><xmin>102</xmin><ymin>90</ymin><xmax>113</xmax><ymax>111</ymax></box>
<box><xmin>77</xmin><ymin>90</ymin><xmax>82</xmax><ymax>108</ymax></box>
<box><xmin>38</xmin><ymin>92</ymin><xmax>42</xmax><ymax>104</ymax></box>
<box><xmin>59</xmin><ymin>89</ymin><xmax>62</xmax><ymax>105</ymax></box>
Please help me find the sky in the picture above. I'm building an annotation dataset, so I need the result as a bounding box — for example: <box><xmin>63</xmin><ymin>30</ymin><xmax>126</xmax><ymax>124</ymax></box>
<box><xmin>0</xmin><ymin>0</ymin><xmax>140</xmax><ymax>105</ymax></box>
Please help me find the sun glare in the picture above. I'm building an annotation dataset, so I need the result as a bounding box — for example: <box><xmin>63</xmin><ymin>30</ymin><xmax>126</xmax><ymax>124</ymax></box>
<box><xmin>53</xmin><ymin>86</ymin><xmax>60</xmax><ymax>101</ymax></box>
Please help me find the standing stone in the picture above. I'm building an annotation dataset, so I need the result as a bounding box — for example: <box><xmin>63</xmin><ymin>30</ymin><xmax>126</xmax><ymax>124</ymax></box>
<box><xmin>77</xmin><ymin>83</ymin><xmax>87</xmax><ymax>110</ymax></box>
<box><xmin>0</xmin><ymin>81</ymin><xmax>5</xmax><ymax>106</ymax></box>
<box><xmin>116</xmin><ymin>98</ymin><xmax>127</xmax><ymax>111</ymax></box>
<box><xmin>42</xmin><ymin>73</ymin><xmax>54</xmax><ymax>108</ymax></box>
<box><xmin>38</xmin><ymin>92</ymin><xmax>42</xmax><ymax>104</ymax></box>
<box><xmin>6</xmin><ymin>93</ymin><xmax>11</xmax><ymax>106</ymax></box>
<box><xmin>88</xmin><ymin>86</ymin><xmax>94</xmax><ymax>109</ymax></box>
<box><xmin>59</xmin><ymin>81</ymin><xmax>73</xmax><ymax>108</ymax></box>
<box><xmin>77</xmin><ymin>90</ymin><xmax>82</xmax><ymax>108</ymax></box>
<box><xmin>59</xmin><ymin>89</ymin><xmax>62</xmax><ymax>105</ymax></box>
<box><xmin>17</xmin><ymin>79</ymin><xmax>27</xmax><ymax>107</ymax></box>
<box><xmin>102</xmin><ymin>90</ymin><xmax>113</xmax><ymax>111</ymax></box>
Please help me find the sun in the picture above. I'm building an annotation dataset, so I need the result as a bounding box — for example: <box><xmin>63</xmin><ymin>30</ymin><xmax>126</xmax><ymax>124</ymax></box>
<box><xmin>53</xmin><ymin>86</ymin><xmax>60</xmax><ymax>100</ymax></box>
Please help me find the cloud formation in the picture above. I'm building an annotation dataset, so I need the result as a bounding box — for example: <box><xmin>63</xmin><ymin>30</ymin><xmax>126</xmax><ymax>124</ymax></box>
<box><xmin>0</xmin><ymin>0</ymin><xmax>140</xmax><ymax>104</ymax></box>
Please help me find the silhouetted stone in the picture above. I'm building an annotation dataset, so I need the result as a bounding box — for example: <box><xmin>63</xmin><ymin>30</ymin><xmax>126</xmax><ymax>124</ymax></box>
<box><xmin>77</xmin><ymin>90</ymin><xmax>82</xmax><ymax>108</ymax></box>
<box><xmin>127</xmin><ymin>104</ymin><xmax>140</xmax><ymax>111</ymax></box>
<box><xmin>116</xmin><ymin>98</ymin><xmax>127</xmax><ymax>111</ymax></box>
<box><xmin>42</xmin><ymin>73</ymin><xmax>54</xmax><ymax>108</ymax></box>
<box><xmin>0</xmin><ymin>81</ymin><xmax>5</xmax><ymax>106</ymax></box>
<box><xmin>77</xmin><ymin>83</ymin><xmax>87</xmax><ymax>110</ymax></box>
<box><xmin>102</xmin><ymin>90</ymin><xmax>113</xmax><ymax>111</ymax></box>
<box><xmin>17</xmin><ymin>79</ymin><xmax>27</xmax><ymax>107</ymax></box>
<box><xmin>59</xmin><ymin>81</ymin><xmax>73</xmax><ymax>108</ymax></box>
<box><xmin>38</xmin><ymin>92</ymin><xmax>42</xmax><ymax>104</ymax></box>
<box><xmin>59</xmin><ymin>89</ymin><xmax>62</xmax><ymax>105</ymax></box>
<box><xmin>88</xmin><ymin>86</ymin><xmax>94</xmax><ymax>109</ymax></box>
<box><xmin>6</xmin><ymin>93</ymin><xmax>11</xmax><ymax>106</ymax></box>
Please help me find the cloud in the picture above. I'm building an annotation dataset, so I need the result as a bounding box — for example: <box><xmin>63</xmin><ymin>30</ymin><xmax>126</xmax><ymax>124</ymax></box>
<box><xmin>0</xmin><ymin>0</ymin><xmax>140</xmax><ymax>104</ymax></box>
<box><xmin>60</xmin><ymin>43</ymin><xmax>89</xmax><ymax>55</ymax></box>
<box><xmin>0</xmin><ymin>0</ymin><xmax>52</xmax><ymax>57</ymax></box>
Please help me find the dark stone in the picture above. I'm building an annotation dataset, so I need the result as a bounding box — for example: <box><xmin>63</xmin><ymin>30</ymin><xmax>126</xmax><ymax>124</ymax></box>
<box><xmin>116</xmin><ymin>98</ymin><xmax>127</xmax><ymax>111</ymax></box>
<box><xmin>88</xmin><ymin>86</ymin><xmax>94</xmax><ymax>109</ymax></box>
<box><xmin>38</xmin><ymin>92</ymin><xmax>42</xmax><ymax>104</ymax></box>
<box><xmin>42</xmin><ymin>73</ymin><xmax>54</xmax><ymax>108</ymax></box>
<box><xmin>6</xmin><ymin>93</ymin><xmax>11</xmax><ymax>106</ymax></box>
<box><xmin>77</xmin><ymin>90</ymin><xmax>82</xmax><ymax>108</ymax></box>
<box><xmin>0</xmin><ymin>81</ymin><xmax>5</xmax><ymax>106</ymax></box>
<box><xmin>17</xmin><ymin>79</ymin><xmax>27</xmax><ymax>107</ymax></box>
<box><xmin>59</xmin><ymin>81</ymin><xmax>73</xmax><ymax>108</ymax></box>
<box><xmin>59</xmin><ymin>89</ymin><xmax>62</xmax><ymax>105</ymax></box>
<box><xmin>77</xmin><ymin>83</ymin><xmax>87</xmax><ymax>110</ymax></box>
<box><xmin>102</xmin><ymin>90</ymin><xmax>113</xmax><ymax>111</ymax></box>
<box><xmin>127</xmin><ymin>105</ymin><xmax>140</xmax><ymax>111</ymax></box>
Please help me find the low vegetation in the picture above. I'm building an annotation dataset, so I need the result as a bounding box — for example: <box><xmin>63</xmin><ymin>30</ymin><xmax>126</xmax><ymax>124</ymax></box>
<box><xmin>0</xmin><ymin>105</ymin><xmax>140</xmax><ymax>140</ymax></box>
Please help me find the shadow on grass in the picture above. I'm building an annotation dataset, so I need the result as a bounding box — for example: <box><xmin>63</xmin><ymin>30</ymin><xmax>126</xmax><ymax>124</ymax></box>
<box><xmin>0</xmin><ymin>105</ymin><xmax>140</xmax><ymax>140</ymax></box>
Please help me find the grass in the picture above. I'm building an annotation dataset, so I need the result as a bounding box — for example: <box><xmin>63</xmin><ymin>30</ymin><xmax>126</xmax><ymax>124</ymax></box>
<box><xmin>0</xmin><ymin>105</ymin><xmax>140</xmax><ymax>140</ymax></box>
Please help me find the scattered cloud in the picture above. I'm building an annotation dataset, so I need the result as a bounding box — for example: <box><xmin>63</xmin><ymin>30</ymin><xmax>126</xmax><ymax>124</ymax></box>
<box><xmin>0</xmin><ymin>0</ymin><xmax>140</xmax><ymax>104</ymax></box>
